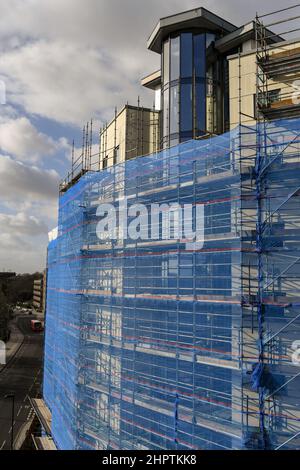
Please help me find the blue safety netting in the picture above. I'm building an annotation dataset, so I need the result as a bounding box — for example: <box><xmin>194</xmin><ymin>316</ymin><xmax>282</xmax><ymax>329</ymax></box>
<box><xmin>43</xmin><ymin>118</ymin><xmax>300</xmax><ymax>450</ymax></box>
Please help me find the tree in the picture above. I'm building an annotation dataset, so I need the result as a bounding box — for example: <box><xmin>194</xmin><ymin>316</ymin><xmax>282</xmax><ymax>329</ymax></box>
<box><xmin>4</xmin><ymin>273</ymin><xmax>42</xmax><ymax>305</ymax></box>
<box><xmin>0</xmin><ymin>288</ymin><xmax>9</xmax><ymax>342</ymax></box>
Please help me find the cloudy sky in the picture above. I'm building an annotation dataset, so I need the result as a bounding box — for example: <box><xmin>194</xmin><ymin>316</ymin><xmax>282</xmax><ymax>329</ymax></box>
<box><xmin>0</xmin><ymin>0</ymin><xmax>285</xmax><ymax>273</ymax></box>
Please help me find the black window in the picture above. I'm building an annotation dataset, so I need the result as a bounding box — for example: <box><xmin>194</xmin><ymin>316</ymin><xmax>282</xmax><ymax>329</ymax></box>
<box><xmin>113</xmin><ymin>146</ymin><xmax>120</xmax><ymax>165</ymax></box>
<box><xmin>103</xmin><ymin>155</ymin><xmax>108</xmax><ymax>170</ymax></box>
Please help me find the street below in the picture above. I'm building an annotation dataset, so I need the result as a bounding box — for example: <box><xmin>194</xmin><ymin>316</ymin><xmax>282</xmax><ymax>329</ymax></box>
<box><xmin>0</xmin><ymin>314</ymin><xmax>43</xmax><ymax>450</ymax></box>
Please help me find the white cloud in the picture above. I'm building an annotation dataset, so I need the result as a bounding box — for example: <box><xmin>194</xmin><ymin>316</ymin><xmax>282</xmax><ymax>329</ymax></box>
<box><xmin>0</xmin><ymin>212</ymin><xmax>48</xmax><ymax>237</ymax></box>
<box><xmin>0</xmin><ymin>158</ymin><xmax>58</xmax><ymax>272</ymax></box>
<box><xmin>0</xmin><ymin>210</ymin><xmax>51</xmax><ymax>272</ymax></box>
<box><xmin>0</xmin><ymin>0</ymin><xmax>285</xmax><ymax>127</ymax></box>
<box><xmin>0</xmin><ymin>1</ymin><xmax>198</xmax><ymax>125</ymax></box>
<box><xmin>0</xmin><ymin>117</ymin><xmax>60</xmax><ymax>161</ymax></box>
<box><xmin>0</xmin><ymin>41</ymin><xmax>135</xmax><ymax>125</ymax></box>
<box><xmin>0</xmin><ymin>229</ymin><xmax>48</xmax><ymax>273</ymax></box>
<box><xmin>0</xmin><ymin>155</ymin><xmax>60</xmax><ymax>200</ymax></box>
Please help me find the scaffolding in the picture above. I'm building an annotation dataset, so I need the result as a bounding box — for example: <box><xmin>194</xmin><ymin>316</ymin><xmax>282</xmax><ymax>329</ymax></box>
<box><xmin>239</xmin><ymin>5</ymin><xmax>300</xmax><ymax>450</ymax></box>
<box><xmin>60</xmin><ymin>102</ymin><xmax>160</xmax><ymax>194</ymax></box>
<box><xmin>43</xmin><ymin>4</ymin><xmax>300</xmax><ymax>450</ymax></box>
<box><xmin>255</xmin><ymin>4</ymin><xmax>300</xmax><ymax>120</ymax></box>
<box><xmin>44</xmin><ymin>113</ymin><xmax>300</xmax><ymax>450</ymax></box>
<box><xmin>238</xmin><ymin>117</ymin><xmax>300</xmax><ymax>450</ymax></box>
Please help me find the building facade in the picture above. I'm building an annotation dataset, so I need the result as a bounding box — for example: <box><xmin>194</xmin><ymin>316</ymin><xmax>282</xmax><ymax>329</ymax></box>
<box><xmin>99</xmin><ymin>105</ymin><xmax>160</xmax><ymax>170</ymax></box>
<box><xmin>42</xmin><ymin>6</ymin><xmax>300</xmax><ymax>451</ymax></box>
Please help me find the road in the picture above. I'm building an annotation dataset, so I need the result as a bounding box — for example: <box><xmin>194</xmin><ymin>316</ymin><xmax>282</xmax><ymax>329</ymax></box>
<box><xmin>0</xmin><ymin>314</ymin><xmax>43</xmax><ymax>450</ymax></box>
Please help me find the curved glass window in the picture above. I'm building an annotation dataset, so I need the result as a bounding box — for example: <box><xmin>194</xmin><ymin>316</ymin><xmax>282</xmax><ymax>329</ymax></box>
<box><xmin>163</xmin><ymin>88</ymin><xmax>169</xmax><ymax>137</ymax></box>
<box><xmin>170</xmin><ymin>85</ymin><xmax>179</xmax><ymax>135</ymax></box>
<box><xmin>170</xmin><ymin>36</ymin><xmax>180</xmax><ymax>82</ymax></box>
<box><xmin>181</xmin><ymin>33</ymin><xmax>193</xmax><ymax>78</ymax></box>
<box><xmin>163</xmin><ymin>39</ymin><xmax>169</xmax><ymax>86</ymax></box>
<box><xmin>206</xmin><ymin>33</ymin><xmax>216</xmax><ymax>49</ymax></box>
<box><xmin>161</xmin><ymin>30</ymin><xmax>220</xmax><ymax>147</ymax></box>
<box><xmin>195</xmin><ymin>81</ymin><xmax>206</xmax><ymax>135</ymax></box>
<box><xmin>180</xmin><ymin>83</ymin><xmax>192</xmax><ymax>133</ymax></box>
<box><xmin>194</xmin><ymin>34</ymin><xmax>206</xmax><ymax>78</ymax></box>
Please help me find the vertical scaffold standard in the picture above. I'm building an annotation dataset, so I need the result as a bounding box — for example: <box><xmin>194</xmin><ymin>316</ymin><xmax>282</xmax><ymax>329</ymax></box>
<box><xmin>44</xmin><ymin>117</ymin><xmax>300</xmax><ymax>450</ymax></box>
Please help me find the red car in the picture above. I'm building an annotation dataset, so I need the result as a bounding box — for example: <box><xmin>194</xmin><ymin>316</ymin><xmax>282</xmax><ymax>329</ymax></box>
<box><xmin>31</xmin><ymin>320</ymin><xmax>44</xmax><ymax>332</ymax></box>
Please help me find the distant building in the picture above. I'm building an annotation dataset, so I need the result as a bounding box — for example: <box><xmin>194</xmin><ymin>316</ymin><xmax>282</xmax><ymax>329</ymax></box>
<box><xmin>33</xmin><ymin>271</ymin><xmax>46</xmax><ymax>315</ymax></box>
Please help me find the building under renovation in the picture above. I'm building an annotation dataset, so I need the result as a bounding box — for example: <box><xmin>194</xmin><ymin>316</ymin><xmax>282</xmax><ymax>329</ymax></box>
<box><xmin>41</xmin><ymin>6</ymin><xmax>300</xmax><ymax>450</ymax></box>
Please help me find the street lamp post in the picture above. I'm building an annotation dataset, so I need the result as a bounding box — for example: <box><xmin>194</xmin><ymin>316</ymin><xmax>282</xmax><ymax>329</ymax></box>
<box><xmin>5</xmin><ymin>393</ymin><xmax>15</xmax><ymax>450</ymax></box>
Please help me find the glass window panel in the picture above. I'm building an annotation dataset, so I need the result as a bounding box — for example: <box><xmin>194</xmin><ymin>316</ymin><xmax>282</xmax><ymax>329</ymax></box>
<box><xmin>194</xmin><ymin>34</ymin><xmax>206</xmax><ymax>78</ymax></box>
<box><xmin>195</xmin><ymin>81</ymin><xmax>206</xmax><ymax>135</ymax></box>
<box><xmin>206</xmin><ymin>33</ymin><xmax>216</xmax><ymax>49</ymax></box>
<box><xmin>163</xmin><ymin>89</ymin><xmax>169</xmax><ymax>137</ymax></box>
<box><xmin>180</xmin><ymin>83</ymin><xmax>193</xmax><ymax>133</ymax></box>
<box><xmin>163</xmin><ymin>39</ymin><xmax>169</xmax><ymax>85</ymax></box>
<box><xmin>170</xmin><ymin>85</ymin><xmax>179</xmax><ymax>135</ymax></box>
<box><xmin>181</xmin><ymin>33</ymin><xmax>193</xmax><ymax>78</ymax></box>
<box><xmin>103</xmin><ymin>155</ymin><xmax>108</xmax><ymax>170</ymax></box>
<box><xmin>155</xmin><ymin>87</ymin><xmax>161</xmax><ymax>111</ymax></box>
<box><xmin>170</xmin><ymin>36</ymin><xmax>180</xmax><ymax>81</ymax></box>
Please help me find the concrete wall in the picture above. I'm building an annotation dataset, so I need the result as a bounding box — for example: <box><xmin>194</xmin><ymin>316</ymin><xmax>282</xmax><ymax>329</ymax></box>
<box><xmin>228</xmin><ymin>40</ymin><xmax>300</xmax><ymax>128</ymax></box>
<box><xmin>99</xmin><ymin>105</ymin><xmax>160</xmax><ymax>169</ymax></box>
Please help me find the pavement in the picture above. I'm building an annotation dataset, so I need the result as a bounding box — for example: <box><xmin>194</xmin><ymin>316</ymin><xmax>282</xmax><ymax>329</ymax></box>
<box><xmin>0</xmin><ymin>313</ymin><xmax>44</xmax><ymax>450</ymax></box>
